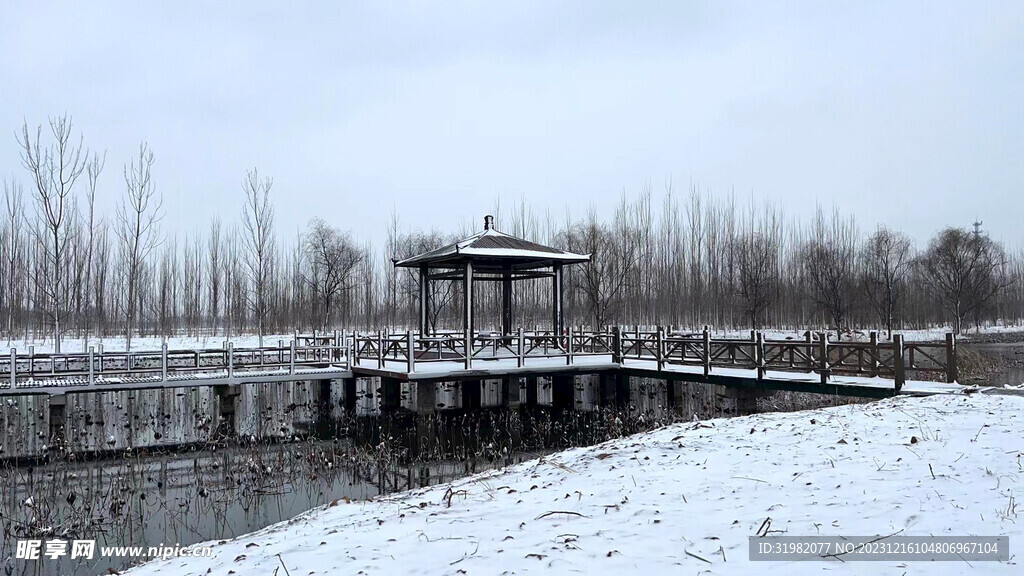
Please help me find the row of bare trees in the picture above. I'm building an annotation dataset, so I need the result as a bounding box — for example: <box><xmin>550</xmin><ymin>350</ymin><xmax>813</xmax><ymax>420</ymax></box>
<box><xmin>1</xmin><ymin>116</ymin><xmax>1022</xmax><ymax>347</ymax></box>
<box><xmin>379</xmin><ymin>189</ymin><xmax>1020</xmax><ymax>338</ymax></box>
<box><xmin>0</xmin><ymin>116</ymin><xmax>372</xmax><ymax>349</ymax></box>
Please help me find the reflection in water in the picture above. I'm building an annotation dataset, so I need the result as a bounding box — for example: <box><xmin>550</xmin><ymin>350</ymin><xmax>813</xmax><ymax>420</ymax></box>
<box><xmin>0</xmin><ymin>378</ymin><xmax>875</xmax><ymax>575</ymax></box>
<box><xmin>964</xmin><ymin>342</ymin><xmax>1024</xmax><ymax>387</ymax></box>
<box><xmin>995</xmin><ymin>366</ymin><xmax>1024</xmax><ymax>387</ymax></box>
<box><xmin>0</xmin><ymin>441</ymin><xmax>532</xmax><ymax>576</ymax></box>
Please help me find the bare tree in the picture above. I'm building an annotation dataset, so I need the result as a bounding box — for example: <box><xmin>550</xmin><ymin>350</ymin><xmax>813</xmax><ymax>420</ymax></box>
<box><xmin>92</xmin><ymin>223</ymin><xmax>111</xmax><ymax>337</ymax></box>
<box><xmin>800</xmin><ymin>207</ymin><xmax>858</xmax><ymax>338</ymax></box>
<box><xmin>303</xmin><ymin>218</ymin><xmax>364</xmax><ymax>329</ymax></box>
<box><xmin>564</xmin><ymin>211</ymin><xmax>639</xmax><ymax>329</ymax></box>
<box><xmin>735</xmin><ymin>230</ymin><xmax>779</xmax><ymax>329</ymax></box>
<box><xmin>861</xmin><ymin>226</ymin><xmax>913</xmax><ymax>336</ymax></box>
<box><xmin>920</xmin><ymin>226</ymin><xmax>1012</xmax><ymax>334</ymax></box>
<box><xmin>18</xmin><ymin>115</ymin><xmax>89</xmax><ymax>352</ymax></box>
<box><xmin>3</xmin><ymin>179</ymin><xmax>25</xmax><ymax>342</ymax></box>
<box><xmin>116</xmin><ymin>142</ymin><xmax>162</xmax><ymax>349</ymax></box>
<box><xmin>241</xmin><ymin>168</ymin><xmax>275</xmax><ymax>347</ymax></box>
<box><xmin>81</xmin><ymin>151</ymin><xmax>105</xmax><ymax>344</ymax></box>
<box><xmin>390</xmin><ymin>230</ymin><xmax>459</xmax><ymax>332</ymax></box>
<box><xmin>207</xmin><ymin>217</ymin><xmax>222</xmax><ymax>336</ymax></box>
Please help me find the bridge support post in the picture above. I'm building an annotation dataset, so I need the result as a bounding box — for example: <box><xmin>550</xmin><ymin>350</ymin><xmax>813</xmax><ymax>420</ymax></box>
<box><xmin>415</xmin><ymin>381</ymin><xmax>437</xmax><ymax>413</ymax></box>
<box><xmin>612</xmin><ymin>327</ymin><xmax>622</xmax><ymax>364</ymax></box>
<box><xmin>461</xmin><ymin>379</ymin><xmax>482</xmax><ymax>410</ymax></box>
<box><xmin>552</xmin><ymin>374</ymin><xmax>574</xmax><ymax>411</ymax></box>
<box><xmin>227</xmin><ymin>342</ymin><xmax>234</xmax><ymax>379</ymax></box>
<box><xmin>48</xmin><ymin>398</ymin><xmax>66</xmax><ymax>450</ymax></box>
<box><xmin>88</xmin><ymin>346</ymin><xmax>95</xmax><ymax>385</ymax></box>
<box><xmin>945</xmin><ymin>333</ymin><xmax>957</xmax><ymax>383</ymax></box>
<box><xmin>381</xmin><ymin>377</ymin><xmax>402</xmax><ymax>412</ymax></box>
<box><xmin>615</xmin><ymin>373</ymin><xmax>631</xmax><ymax>409</ymax></box>
<box><xmin>715</xmin><ymin>385</ymin><xmax>759</xmax><ymax>416</ymax></box>
<box><xmin>161</xmin><ymin>342</ymin><xmax>168</xmax><ymax>382</ymax></box>
<box><xmin>599</xmin><ymin>373</ymin><xmax>616</xmax><ymax>407</ymax></box>
<box><xmin>10</xmin><ymin>348</ymin><xmax>15</xmax><ymax>388</ymax></box>
<box><xmin>215</xmin><ymin>384</ymin><xmax>240</xmax><ymax>438</ymax></box>
<box><xmin>343</xmin><ymin>377</ymin><xmax>357</xmax><ymax>413</ymax></box>
<box><xmin>317</xmin><ymin>379</ymin><xmax>334</xmax><ymax>437</ymax></box>
<box><xmin>524</xmin><ymin>376</ymin><xmax>539</xmax><ymax>407</ymax></box>
<box><xmin>500</xmin><ymin>377</ymin><xmax>512</xmax><ymax>407</ymax></box>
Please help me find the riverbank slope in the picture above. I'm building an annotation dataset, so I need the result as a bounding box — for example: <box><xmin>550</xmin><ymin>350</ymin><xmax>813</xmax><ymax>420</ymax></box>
<box><xmin>128</xmin><ymin>392</ymin><xmax>1023</xmax><ymax>575</ymax></box>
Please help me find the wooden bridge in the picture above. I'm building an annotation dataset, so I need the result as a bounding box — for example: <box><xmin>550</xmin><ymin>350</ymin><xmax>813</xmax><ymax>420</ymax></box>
<box><xmin>350</xmin><ymin>327</ymin><xmax>961</xmax><ymax>398</ymax></box>
<box><xmin>1</xmin><ymin>328</ymin><xmax>960</xmax><ymax>399</ymax></box>
<box><xmin>0</xmin><ymin>327</ymin><xmax>964</xmax><ymax>460</ymax></box>
<box><xmin>0</xmin><ymin>336</ymin><xmax>349</xmax><ymax>395</ymax></box>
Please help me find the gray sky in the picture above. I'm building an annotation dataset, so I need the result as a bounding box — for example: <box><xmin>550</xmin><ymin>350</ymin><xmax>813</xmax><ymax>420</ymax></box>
<box><xmin>2</xmin><ymin>1</ymin><xmax>1022</xmax><ymax>247</ymax></box>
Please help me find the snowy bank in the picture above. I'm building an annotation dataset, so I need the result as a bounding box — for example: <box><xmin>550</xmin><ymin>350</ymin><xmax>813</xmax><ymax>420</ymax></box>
<box><xmin>130</xmin><ymin>393</ymin><xmax>1023</xmax><ymax>575</ymax></box>
<box><xmin>7</xmin><ymin>323</ymin><xmax>1024</xmax><ymax>355</ymax></box>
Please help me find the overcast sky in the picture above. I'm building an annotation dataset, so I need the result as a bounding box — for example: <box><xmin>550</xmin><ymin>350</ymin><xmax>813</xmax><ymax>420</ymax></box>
<box><xmin>1</xmin><ymin>1</ymin><xmax>1021</xmax><ymax>247</ymax></box>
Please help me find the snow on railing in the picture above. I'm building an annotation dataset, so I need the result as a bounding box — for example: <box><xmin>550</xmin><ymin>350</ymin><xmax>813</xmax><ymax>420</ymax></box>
<box><xmin>2</xmin><ymin>339</ymin><xmax>348</xmax><ymax>389</ymax></box>
<box><xmin>349</xmin><ymin>327</ymin><xmax>957</xmax><ymax>391</ymax></box>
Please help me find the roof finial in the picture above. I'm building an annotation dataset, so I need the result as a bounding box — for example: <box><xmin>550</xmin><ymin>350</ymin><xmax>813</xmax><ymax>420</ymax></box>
<box><xmin>484</xmin><ymin>214</ymin><xmax>494</xmax><ymax>231</ymax></box>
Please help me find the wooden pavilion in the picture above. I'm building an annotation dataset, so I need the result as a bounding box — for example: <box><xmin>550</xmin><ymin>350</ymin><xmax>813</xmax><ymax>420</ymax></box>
<box><xmin>394</xmin><ymin>215</ymin><xmax>589</xmax><ymax>337</ymax></box>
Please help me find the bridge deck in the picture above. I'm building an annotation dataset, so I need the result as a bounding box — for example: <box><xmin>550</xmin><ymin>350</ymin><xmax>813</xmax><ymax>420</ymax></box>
<box><xmin>0</xmin><ymin>366</ymin><xmax>352</xmax><ymax>396</ymax></box>
<box><xmin>0</xmin><ymin>328</ymin><xmax>963</xmax><ymax>399</ymax></box>
<box><xmin>350</xmin><ymin>354</ymin><xmax>961</xmax><ymax>398</ymax></box>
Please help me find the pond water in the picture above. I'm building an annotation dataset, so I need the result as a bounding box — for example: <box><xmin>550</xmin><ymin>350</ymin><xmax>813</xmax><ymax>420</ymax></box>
<box><xmin>994</xmin><ymin>366</ymin><xmax>1024</xmax><ymax>387</ymax></box>
<box><xmin>0</xmin><ymin>441</ymin><xmax>531</xmax><ymax>576</ymax></box>
<box><xmin>0</xmin><ymin>376</ymin><xmax>900</xmax><ymax>575</ymax></box>
<box><xmin>964</xmin><ymin>342</ymin><xmax>1024</xmax><ymax>387</ymax></box>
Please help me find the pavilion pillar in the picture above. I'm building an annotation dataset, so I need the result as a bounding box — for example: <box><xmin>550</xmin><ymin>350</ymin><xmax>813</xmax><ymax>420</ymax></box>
<box><xmin>501</xmin><ymin>270</ymin><xmax>513</xmax><ymax>335</ymax></box>
<box><xmin>464</xmin><ymin>261</ymin><xmax>474</xmax><ymax>335</ymax></box>
<box><xmin>418</xmin><ymin>264</ymin><xmax>429</xmax><ymax>336</ymax></box>
<box><xmin>552</xmin><ymin>263</ymin><xmax>564</xmax><ymax>337</ymax></box>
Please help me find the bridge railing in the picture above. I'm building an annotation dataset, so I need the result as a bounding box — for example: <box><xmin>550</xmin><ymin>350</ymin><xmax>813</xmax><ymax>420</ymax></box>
<box><xmin>616</xmin><ymin>327</ymin><xmax>955</xmax><ymax>391</ymax></box>
<box><xmin>1</xmin><ymin>340</ymin><xmax>347</xmax><ymax>389</ymax></box>
<box><xmin>5</xmin><ymin>328</ymin><xmax>954</xmax><ymax>392</ymax></box>
<box><xmin>350</xmin><ymin>327</ymin><xmax>956</xmax><ymax>391</ymax></box>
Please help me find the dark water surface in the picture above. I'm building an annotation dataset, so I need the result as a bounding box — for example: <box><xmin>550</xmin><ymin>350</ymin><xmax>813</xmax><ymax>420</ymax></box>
<box><xmin>0</xmin><ymin>442</ymin><xmax>529</xmax><ymax>576</ymax></box>
<box><xmin>965</xmin><ymin>341</ymin><xmax>1024</xmax><ymax>387</ymax></box>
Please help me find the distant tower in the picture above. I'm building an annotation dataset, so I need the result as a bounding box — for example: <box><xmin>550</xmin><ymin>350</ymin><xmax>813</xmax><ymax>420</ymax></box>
<box><xmin>972</xmin><ymin>220</ymin><xmax>984</xmax><ymax>238</ymax></box>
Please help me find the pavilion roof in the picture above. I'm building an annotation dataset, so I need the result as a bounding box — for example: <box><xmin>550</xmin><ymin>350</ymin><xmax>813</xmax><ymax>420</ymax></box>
<box><xmin>393</xmin><ymin>218</ymin><xmax>589</xmax><ymax>271</ymax></box>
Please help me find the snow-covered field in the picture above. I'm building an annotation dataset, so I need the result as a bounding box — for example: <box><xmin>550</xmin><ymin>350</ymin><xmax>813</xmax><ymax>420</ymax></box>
<box><xmin>713</xmin><ymin>324</ymin><xmax>1024</xmax><ymax>342</ymax></box>
<box><xmin>127</xmin><ymin>392</ymin><xmax>1023</xmax><ymax>575</ymax></box>
<box><xmin>2</xmin><ymin>334</ymin><xmax>301</xmax><ymax>354</ymax></box>
<box><xmin>6</xmin><ymin>323</ymin><xmax>1023</xmax><ymax>355</ymax></box>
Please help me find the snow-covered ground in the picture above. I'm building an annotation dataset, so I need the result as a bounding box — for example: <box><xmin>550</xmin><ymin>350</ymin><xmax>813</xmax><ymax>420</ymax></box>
<box><xmin>2</xmin><ymin>334</ymin><xmax>302</xmax><ymax>354</ymax></box>
<box><xmin>127</xmin><ymin>392</ymin><xmax>1023</xmax><ymax>575</ymax></box>
<box><xmin>712</xmin><ymin>324</ymin><xmax>1024</xmax><ymax>342</ymax></box>
<box><xmin>7</xmin><ymin>323</ymin><xmax>1023</xmax><ymax>355</ymax></box>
